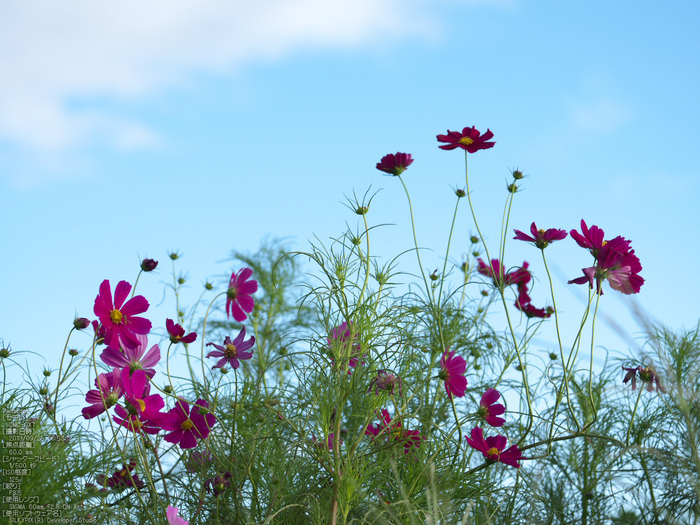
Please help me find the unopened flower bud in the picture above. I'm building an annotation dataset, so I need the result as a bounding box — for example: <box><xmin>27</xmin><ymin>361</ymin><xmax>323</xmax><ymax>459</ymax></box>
<box><xmin>512</xmin><ymin>170</ymin><xmax>524</xmax><ymax>180</ymax></box>
<box><xmin>481</xmin><ymin>289</ymin><xmax>489</xmax><ymax>296</ymax></box>
<box><xmin>507</xmin><ymin>183</ymin><xmax>518</xmax><ymax>194</ymax></box>
<box><xmin>455</xmin><ymin>188</ymin><xmax>466</xmax><ymax>198</ymax></box>
<box><xmin>549</xmin><ymin>352</ymin><xmax>558</xmax><ymax>360</ymax></box>
<box><xmin>473</xmin><ymin>363</ymin><xmax>482</xmax><ymax>370</ymax></box>
<box><xmin>44</xmin><ymin>403</ymin><xmax>55</xmax><ymax>415</ymax></box>
<box><xmin>430</xmin><ymin>270</ymin><xmax>439</xmax><ymax>281</ymax></box>
<box><xmin>355</xmin><ymin>206</ymin><xmax>369</xmax><ymax>215</ymax></box>
<box><xmin>279</xmin><ymin>347</ymin><xmax>288</xmax><ymax>355</ymax></box>
<box><xmin>73</xmin><ymin>317</ymin><xmax>90</xmax><ymax>330</ymax></box>
<box><xmin>164</xmin><ymin>385</ymin><xmax>174</xmax><ymax>394</ymax></box>
<box><xmin>39</xmin><ymin>387</ymin><xmax>49</xmax><ymax>396</ymax></box>
<box><xmin>69</xmin><ymin>349</ymin><xmax>79</xmax><ymax>357</ymax></box>
<box><xmin>169</xmin><ymin>251</ymin><xmax>180</xmax><ymax>260</ymax></box>
<box><xmin>470</xmin><ymin>235</ymin><xmax>480</xmax><ymax>244</ymax></box>
<box><xmin>141</xmin><ymin>258</ymin><xmax>158</xmax><ymax>272</ymax></box>
<box><xmin>205</xmin><ymin>282</ymin><xmax>214</xmax><ymax>290</ymax></box>
<box><xmin>220</xmin><ymin>367</ymin><xmax>229</xmax><ymax>374</ymax></box>
<box><xmin>178</xmin><ymin>277</ymin><xmax>186</xmax><ymax>285</ymax></box>
<box><xmin>351</xmin><ymin>236</ymin><xmax>362</xmax><ymax>246</ymax></box>
<box><xmin>470</xmin><ymin>348</ymin><xmax>481</xmax><ymax>358</ymax></box>
<box><xmin>515</xmin><ymin>364</ymin><xmax>525</xmax><ymax>371</ymax></box>
<box><xmin>0</xmin><ymin>348</ymin><xmax>10</xmax><ymax>359</ymax></box>
<box><xmin>43</xmin><ymin>370</ymin><xmax>52</xmax><ymax>377</ymax></box>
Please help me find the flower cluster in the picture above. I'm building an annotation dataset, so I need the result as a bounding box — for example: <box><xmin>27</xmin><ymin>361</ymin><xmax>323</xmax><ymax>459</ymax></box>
<box><xmin>568</xmin><ymin>220</ymin><xmax>644</xmax><ymax>294</ymax></box>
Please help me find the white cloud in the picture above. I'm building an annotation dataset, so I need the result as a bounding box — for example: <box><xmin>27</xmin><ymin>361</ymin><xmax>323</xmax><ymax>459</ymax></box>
<box><xmin>0</xmin><ymin>0</ymin><xmax>496</xmax><ymax>155</ymax></box>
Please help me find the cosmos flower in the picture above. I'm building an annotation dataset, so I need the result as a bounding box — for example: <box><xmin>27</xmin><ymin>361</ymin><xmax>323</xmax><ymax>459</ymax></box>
<box><xmin>477</xmin><ymin>259</ymin><xmax>531</xmax><ymax>291</ymax></box>
<box><xmin>225</xmin><ymin>268</ymin><xmax>258</xmax><ymax>322</ymax></box>
<box><xmin>622</xmin><ymin>365</ymin><xmax>666</xmax><ymax>393</ymax></box>
<box><xmin>478</xmin><ymin>388</ymin><xmax>506</xmax><ymax>427</ymax></box>
<box><xmin>514</xmin><ymin>222</ymin><xmax>568</xmax><ymax>249</ymax></box>
<box><xmin>157</xmin><ymin>398</ymin><xmax>217</xmax><ymax>449</ymax></box>
<box><xmin>437</xmin><ymin>126</ymin><xmax>495</xmax><ymax>153</ymax></box>
<box><xmin>140</xmin><ymin>258</ymin><xmax>158</xmax><ymax>272</ymax></box>
<box><xmin>206</xmin><ymin>328</ymin><xmax>255</xmax><ymax>369</ymax></box>
<box><xmin>97</xmin><ymin>460</ymin><xmax>145</xmax><ymax>490</ymax></box>
<box><xmin>205</xmin><ymin>472</ymin><xmax>232</xmax><ymax>496</ymax></box>
<box><xmin>366</xmin><ymin>409</ymin><xmax>424</xmax><ymax>453</ymax></box>
<box><xmin>439</xmin><ymin>349</ymin><xmax>467</xmax><ymax>398</ymax></box>
<box><xmin>100</xmin><ymin>333</ymin><xmax>161</xmax><ymax>379</ymax></box>
<box><xmin>94</xmin><ymin>280</ymin><xmax>152</xmax><ymax>351</ymax></box>
<box><xmin>112</xmin><ymin>368</ymin><xmax>164</xmax><ymax>434</ymax></box>
<box><xmin>569</xmin><ymin>220</ymin><xmax>607</xmax><ymax>257</ymax></box>
<box><xmin>82</xmin><ymin>368</ymin><xmax>124</xmax><ymax>420</ymax></box>
<box><xmin>514</xmin><ymin>294</ymin><xmax>554</xmax><ymax>319</ymax></box>
<box><xmin>465</xmin><ymin>427</ymin><xmax>523</xmax><ymax>468</ymax></box>
<box><xmin>166</xmin><ymin>318</ymin><xmax>197</xmax><ymax>344</ymax></box>
<box><xmin>328</xmin><ymin>321</ymin><xmax>365</xmax><ymax>374</ymax></box>
<box><xmin>376</xmin><ymin>152</ymin><xmax>414</xmax><ymax>176</ymax></box>
<box><xmin>569</xmin><ymin>242</ymin><xmax>644</xmax><ymax>295</ymax></box>
<box><xmin>166</xmin><ymin>505</ymin><xmax>189</xmax><ymax>525</ymax></box>
<box><xmin>368</xmin><ymin>370</ymin><xmax>403</xmax><ymax>396</ymax></box>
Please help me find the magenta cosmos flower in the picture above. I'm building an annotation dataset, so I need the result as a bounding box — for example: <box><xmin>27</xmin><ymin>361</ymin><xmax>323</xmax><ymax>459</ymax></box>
<box><xmin>376</xmin><ymin>152</ymin><xmax>414</xmax><ymax>176</ymax></box>
<box><xmin>166</xmin><ymin>505</ymin><xmax>189</xmax><ymax>525</ymax></box>
<box><xmin>514</xmin><ymin>222</ymin><xmax>568</xmax><ymax>249</ymax></box>
<box><xmin>569</xmin><ymin>241</ymin><xmax>644</xmax><ymax>295</ymax></box>
<box><xmin>94</xmin><ymin>280</ymin><xmax>152</xmax><ymax>351</ymax></box>
<box><xmin>478</xmin><ymin>388</ymin><xmax>506</xmax><ymax>427</ymax></box>
<box><xmin>477</xmin><ymin>259</ymin><xmax>531</xmax><ymax>290</ymax></box>
<box><xmin>328</xmin><ymin>321</ymin><xmax>365</xmax><ymax>374</ymax></box>
<box><xmin>466</xmin><ymin>427</ymin><xmax>523</xmax><ymax>468</ymax></box>
<box><xmin>100</xmin><ymin>333</ymin><xmax>161</xmax><ymax>379</ymax></box>
<box><xmin>366</xmin><ymin>409</ymin><xmax>424</xmax><ymax>453</ymax></box>
<box><xmin>226</xmin><ymin>268</ymin><xmax>258</xmax><ymax>322</ymax></box>
<box><xmin>97</xmin><ymin>459</ymin><xmax>145</xmax><ymax>490</ymax></box>
<box><xmin>437</xmin><ymin>126</ymin><xmax>495</xmax><ymax>152</ymax></box>
<box><xmin>113</xmin><ymin>368</ymin><xmax>164</xmax><ymax>434</ymax></box>
<box><xmin>158</xmin><ymin>398</ymin><xmax>217</xmax><ymax>449</ymax></box>
<box><xmin>368</xmin><ymin>370</ymin><xmax>403</xmax><ymax>396</ymax></box>
<box><xmin>166</xmin><ymin>319</ymin><xmax>197</xmax><ymax>344</ymax></box>
<box><xmin>206</xmin><ymin>327</ymin><xmax>255</xmax><ymax>369</ymax></box>
<box><xmin>515</xmin><ymin>298</ymin><xmax>554</xmax><ymax>319</ymax></box>
<box><xmin>82</xmin><ymin>368</ymin><xmax>124</xmax><ymax>420</ymax></box>
<box><xmin>439</xmin><ymin>350</ymin><xmax>467</xmax><ymax>398</ymax></box>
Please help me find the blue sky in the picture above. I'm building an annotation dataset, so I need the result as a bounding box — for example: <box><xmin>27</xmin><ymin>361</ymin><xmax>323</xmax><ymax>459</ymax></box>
<box><xmin>1</xmin><ymin>0</ymin><xmax>699</xmax><ymax>385</ymax></box>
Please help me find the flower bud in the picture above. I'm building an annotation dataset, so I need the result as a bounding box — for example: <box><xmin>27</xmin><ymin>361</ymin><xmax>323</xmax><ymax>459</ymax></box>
<box><xmin>512</xmin><ymin>170</ymin><xmax>524</xmax><ymax>180</ymax></box>
<box><xmin>279</xmin><ymin>347</ymin><xmax>288</xmax><ymax>355</ymax></box>
<box><xmin>515</xmin><ymin>364</ymin><xmax>525</xmax><ymax>371</ymax></box>
<box><xmin>43</xmin><ymin>369</ymin><xmax>52</xmax><ymax>377</ymax></box>
<box><xmin>69</xmin><ymin>349</ymin><xmax>79</xmax><ymax>357</ymax></box>
<box><xmin>205</xmin><ymin>282</ymin><xmax>214</xmax><ymax>290</ymax></box>
<box><xmin>455</xmin><ymin>188</ymin><xmax>466</xmax><ymax>198</ymax></box>
<box><xmin>473</xmin><ymin>363</ymin><xmax>482</xmax><ymax>370</ymax></box>
<box><xmin>220</xmin><ymin>367</ymin><xmax>229</xmax><ymax>374</ymax></box>
<box><xmin>0</xmin><ymin>348</ymin><xmax>10</xmax><ymax>359</ymax></box>
<box><xmin>430</xmin><ymin>270</ymin><xmax>439</xmax><ymax>281</ymax></box>
<box><xmin>507</xmin><ymin>183</ymin><xmax>518</xmax><ymax>194</ymax></box>
<box><xmin>549</xmin><ymin>352</ymin><xmax>558</xmax><ymax>360</ymax></box>
<box><xmin>39</xmin><ymin>387</ymin><xmax>49</xmax><ymax>396</ymax></box>
<box><xmin>164</xmin><ymin>385</ymin><xmax>174</xmax><ymax>394</ymax></box>
<box><xmin>73</xmin><ymin>317</ymin><xmax>90</xmax><ymax>330</ymax></box>
<box><xmin>470</xmin><ymin>348</ymin><xmax>481</xmax><ymax>358</ymax></box>
<box><xmin>355</xmin><ymin>206</ymin><xmax>369</xmax><ymax>215</ymax></box>
<box><xmin>141</xmin><ymin>258</ymin><xmax>158</xmax><ymax>272</ymax></box>
<box><xmin>168</xmin><ymin>251</ymin><xmax>180</xmax><ymax>260</ymax></box>
<box><xmin>178</xmin><ymin>277</ymin><xmax>186</xmax><ymax>285</ymax></box>
<box><xmin>481</xmin><ymin>290</ymin><xmax>489</xmax><ymax>297</ymax></box>
<box><xmin>470</xmin><ymin>235</ymin><xmax>480</xmax><ymax>244</ymax></box>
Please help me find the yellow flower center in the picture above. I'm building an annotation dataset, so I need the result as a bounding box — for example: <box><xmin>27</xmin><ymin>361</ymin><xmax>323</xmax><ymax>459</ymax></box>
<box><xmin>181</xmin><ymin>419</ymin><xmax>194</xmax><ymax>431</ymax></box>
<box><xmin>224</xmin><ymin>344</ymin><xmax>237</xmax><ymax>359</ymax></box>
<box><xmin>110</xmin><ymin>309</ymin><xmax>124</xmax><ymax>324</ymax></box>
<box><xmin>458</xmin><ymin>137</ymin><xmax>474</xmax><ymax>146</ymax></box>
<box><xmin>537</xmin><ymin>229</ymin><xmax>546</xmax><ymax>237</ymax></box>
<box><xmin>136</xmin><ymin>399</ymin><xmax>146</xmax><ymax>412</ymax></box>
<box><xmin>487</xmin><ymin>447</ymin><xmax>500</xmax><ymax>458</ymax></box>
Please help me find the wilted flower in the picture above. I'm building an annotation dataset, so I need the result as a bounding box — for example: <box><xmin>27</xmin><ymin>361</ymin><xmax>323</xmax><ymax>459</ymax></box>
<box><xmin>206</xmin><ymin>328</ymin><xmax>255</xmax><ymax>369</ymax></box>
<box><xmin>205</xmin><ymin>472</ymin><xmax>232</xmax><ymax>496</ymax></box>
<box><xmin>478</xmin><ymin>388</ymin><xmax>506</xmax><ymax>427</ymax></box>
<box><xmin>376</xmin><ymin>152</ymin><xmax>414</xmax><ymax>176</ymax></box>
<box><xmin>437</xmin><ymin>126</ymin><xmax>495</xmax><ymax>153</ymax></box>
<box><xmin>368</xmin><ymin>370</ymin><xmax>403</xmax><ymax>396</ymax></box>
<box><xmin>226</xmin><ymin>268</ymin><xmax>258</xmax><ymax>322</ymax></box>
<box><xmin>622</xmin><ymin>365</ymin><xmax>666</xmax><ymax>393</ymax></box>
<box><xmin>157</xmin><ymin>398</ymin><xmax>217</xmax><ymax>449</ymax></box>
<box><xmin>166</xmin><ymin>319</ymin><xmax>197</xmax><ymax>344</ymax></box>
<box><xmin>514</xmin><ymin>222</ymin><xmax>568</xmax><ymax>249</ymax></box>
<box><xmin>439</xmin><ymin>350</ymin><xmax>467</xmax><ymax>398</ymax></box>
<box><xmin>465</xmin><ymin>427</ymin><xmax>523</xmax><ymax>468</ymax></box>
<box><xmin>93</xmin><ymin>280</ymin><xmax>152</xmax><ymax>351</ymax></box>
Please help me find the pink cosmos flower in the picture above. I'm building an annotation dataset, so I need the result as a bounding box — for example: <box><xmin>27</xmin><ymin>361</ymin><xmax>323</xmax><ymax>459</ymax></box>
<box><xmin>82</xmin><ymin>368</ymin><xmax>124</xmax><ymax>420</ymax></box>
<box><xmin>465</xmin><ymin>427</ymin><xmax>523</xmax><ymax>468</ymax></box>
<box><xmin>328</xmin><ymin>321</ymin><xmax>365</xmax><ymax>374</ymax></box>
<box><xmin>113</xmin><ymin>368</ymin><xmax>164</xmax><ymax>434</ymax></box>
<box><xmin>569</xmin><ymin>220</ymin><xmax>607</xmax><ymax>257</ymax></box>
<box><xmin>622</xmin><ymin>365</ymin><xmax>666</xmax><ymax>394</ymax></box>
<box><xmin>376</xmin><ymin>152</ymin><xmax>414</xmax><ymax>176</ymax></box>
<box><xmin>513</xmin><ymin>222</ymin><xmax>568</xmax><ymax>249</ymax></box>
<box><xmin>94</xmin><ymin>280</ymin><xmax>152</xmax><ymax>351</ymax></box>
<box><xmin>569</xmin><ymin>242</ymin><xmax>644</xmax><ymax>295</ymax></box>
<box><xmin>437</xmin><ymin>126</ymin><xmax>495</xmax><ymax>152</ymax></box>
<box><xmin>157</xmin><ymin>398</ymin><xmax>217</xmax><ymax>449</ymax></box>
<box><xmin>91</xmin><ymin>320</ymin><xmax>107</xmax><ymax>345</ymax></box>
<box><xmin>206</xmin><ymin>328</ymin><xmax>255</xmax><ymax>369</ymax></box>
<box><xmin>439</xmin><ymin>350</ymin><xmax>467</xmax><ymax>398</ymax></box>
<box><xmin>514</xmin><ymin>293</ymin><xmax>554</xmax><ymax>319</ymax></box>
<box><xmin>166</xmin><ymin>319</ymin><xmax>197</xmax><ymax>344</ymax></box>
<box><xmin>226</xmin><ymin>268</ymin><xmax>258</xmax><ymax>322</ymax></box>
<box><xmin>478</xmin><ymin>388</ymin><xmax>506</xmax><ymax>427</ymax></box>
<box><xmin>366</xmin><ymin>409</ymin><xmax>424</xmax><ymax>453</ymax></box>
<box><xmin>100</xmin><ymin>333</ymin><xmax>161</xmax><ymax>379</ymax></box>
<box><xmin>477</xmin><ymin>259</ymin><xmax>531</xmax><ymax>290</ymax></box>
<box><xmin>97</xmin><ymin>459</ymin><xmax>145</xmax><ymax>490</ymax></box>
<box><xmin>166</xmin><ymin>505</ymin><xmax>189</xmax><ymax>525</ymax></box>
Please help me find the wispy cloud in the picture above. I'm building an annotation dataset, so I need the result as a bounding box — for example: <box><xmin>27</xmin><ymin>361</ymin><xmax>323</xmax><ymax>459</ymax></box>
<box><xmin>0</xmin><ymin>0</ymin><xmax>499</xmax><ymax>155</ymax></box>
